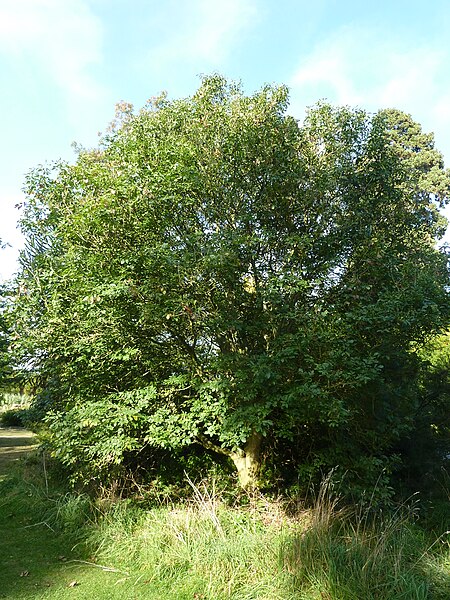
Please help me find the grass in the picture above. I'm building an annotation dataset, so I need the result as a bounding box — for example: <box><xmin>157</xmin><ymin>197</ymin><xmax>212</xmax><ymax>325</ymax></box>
<box><xmin>281</xmin><ymin>476</ymin><xmax>450</xmax><ymax>599</ymax></box>
<box><xmin>0</xmin><ymin>456</ymin><xmax>138</xmax><ymax>600</ymax></box>
<box><xmin>0</xmin><ymin>452</ymin><xmax>448</xmax><ymax>599</ymax></box>
<box><xmin>84</xmin><ymin>483</ymin><xmax>299</xmax><ymax>599</ymax></box>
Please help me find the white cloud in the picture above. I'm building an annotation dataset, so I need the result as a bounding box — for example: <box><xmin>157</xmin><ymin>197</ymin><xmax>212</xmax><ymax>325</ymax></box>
<box><xmin>0</xmin><ymin>0</ymin><xmax>107</xmax><ymax>126</ymax></box>
<box><xmin>289</xmin><ymin>27</ymin><xmax>450</xmax><ymax>242</ymax></box>
<box><xmin>289</xmin><ymin>28</ymin><xmax>450</xmax><ymax>155</ymax></box>
<box><xmin>148</xmin><ymin>0</ymin><xmax>258</xmax><ymax>70</ymax></box>
<box><xmin>184</xmin><ymin>0</ymin><xmax>258</xmax><ymax>62</ymax></box>
<box><xmin>290</xmin><ymin>34</ymin><xmax>362</xmax><ymax>107</ymax></box>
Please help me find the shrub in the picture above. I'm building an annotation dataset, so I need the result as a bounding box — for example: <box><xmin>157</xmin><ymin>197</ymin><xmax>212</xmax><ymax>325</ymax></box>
<box><xmin>0</xmin><ymin>407</ymin><xmax>28</xmax><ymax>427</ymax></box>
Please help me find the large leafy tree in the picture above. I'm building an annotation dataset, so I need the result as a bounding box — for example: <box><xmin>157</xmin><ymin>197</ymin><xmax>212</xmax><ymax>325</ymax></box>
<box><xmin>13</xmin><ymin>77</ymin><xmax>450</xmax><ymax>491</ymax></box>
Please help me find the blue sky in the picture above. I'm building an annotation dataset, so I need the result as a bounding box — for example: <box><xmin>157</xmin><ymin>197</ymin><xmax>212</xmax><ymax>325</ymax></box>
<box><xmin>1</xmin><ymin>0</ymin><xmax>450</xmax><ymax>280</ymax></box>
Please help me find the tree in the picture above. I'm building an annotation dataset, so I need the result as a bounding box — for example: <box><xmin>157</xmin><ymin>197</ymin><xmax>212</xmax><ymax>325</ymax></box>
<box><xmin>0</xmin><ymin>241</ymin><xmax>13</xmax><ymax>389</ymax></box>
<box><xmin>379</xmin><ymin>108</ymin><xmax>450</xmax><ymax>208</ymax></box>
<box><xmin>0</xmin><ymin>289</ymin><xmax>11</xmax><ymax>388</ymax></box>
<box><xmin>13</xmin><ymin>76</ymin><xmax>450</xmax><ymax>492</ymax></box>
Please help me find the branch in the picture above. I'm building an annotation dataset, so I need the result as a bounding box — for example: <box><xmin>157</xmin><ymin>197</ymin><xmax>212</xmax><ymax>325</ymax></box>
<box><xmin>196</xmin><ymin>433</ymin><xmax>243</xmax><ymax>459</ymax></box>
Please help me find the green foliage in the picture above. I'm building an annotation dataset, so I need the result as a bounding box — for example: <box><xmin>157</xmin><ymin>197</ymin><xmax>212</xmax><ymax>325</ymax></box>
<box><xmin>44</xmin><ymin>393</ymin><xmax>153</xmax><ymax>485</ymax></box>
<box><xmin>393</xmin><ymin>333</ymin><xmax>450</xmax><ymax>495</ymax></box>
<box><xmin>379</xmin><ymin>108</ymin><xmax>450</xmax><ymax>212</ymax></box>
<box><xmin>0</xmin><ymin>407</ymin><xmax>27</xmax><ymax>426</ymax></box>
<box><xmin>0</xmin><ymin>281</ymin><xmax>12</xmax><ymax>388</ymax></box>
<box><xmin>11</xmin><ymin>75</ymin><xmax>450</xmax><ymax>495</ymax></box>
<box><xmin>0</xmin><ymin>392</ymin><xmax>31</xmax><ymax>426</ymax></box>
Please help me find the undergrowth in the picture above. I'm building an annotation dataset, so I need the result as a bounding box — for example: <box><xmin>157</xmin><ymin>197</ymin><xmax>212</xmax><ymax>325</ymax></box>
<box><xmin>82</xmin><ymin>475</ymin><xmax>449</xmax><ymax>599</ymax></box>
<box><xmin>281</xmin><ymin>476</ymin><xmax>450</xmax><ymax>600</ymax></box>
<box><xmin>1</xmin><ymin>452</ymin><xmax>449</xmax><ymax>599</ymax></box>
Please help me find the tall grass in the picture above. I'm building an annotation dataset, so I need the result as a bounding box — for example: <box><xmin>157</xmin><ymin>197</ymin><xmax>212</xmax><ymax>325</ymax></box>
<box><xmin>76</xmin><ymin>475</ymin><xmax>448</xmax><ymax>600</ymax></box>
<box><xmin>86</xmin><ymin>480</ymin><xmax>296</xmax><ymax>599</ymax></box>
<box><xmin>281</xmin><ymin>475</ymin><xmax>450</xmax><ymax>600</ymax></box>
<box><xmin>2</xmin><ymin>454</ymin><xmax>449</xmax><ymax>599</ymax></box>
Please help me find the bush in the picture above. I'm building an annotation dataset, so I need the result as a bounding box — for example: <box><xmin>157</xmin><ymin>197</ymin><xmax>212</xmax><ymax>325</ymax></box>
<box><xmin>0</xmin><ymin>407</ymin><xmax>28</xmax><ymax>427</ymax></box>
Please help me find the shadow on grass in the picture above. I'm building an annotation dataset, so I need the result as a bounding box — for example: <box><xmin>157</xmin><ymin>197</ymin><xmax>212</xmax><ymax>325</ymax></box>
<box><xmin>0</xmin><ymin>440</ymin><xmax>130</xmax><ymax>600</ymax></box>
<box><xmin>1</xmin><ymin>484</ymin><xmax>65</xmax><ymax>596</ymax></box>
<box><xmin>0</xmin><ymin>427</ymin><xmax>38</xmax><ymax>476</ymax></box>
<box><xmin>0</xmin><ymin>450</ymin><xmax>159</xmax><ymax>600</ymax></box>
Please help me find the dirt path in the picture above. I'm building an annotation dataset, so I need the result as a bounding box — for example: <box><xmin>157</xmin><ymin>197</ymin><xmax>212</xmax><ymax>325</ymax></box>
<box><xmin>0</xmin><ymin>426</ymin><xmax>37</xmax><ymax>477</ymax></box>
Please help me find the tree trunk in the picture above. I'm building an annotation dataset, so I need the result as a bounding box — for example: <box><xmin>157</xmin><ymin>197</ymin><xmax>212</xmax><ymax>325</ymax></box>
<box><xmin>230</xmin><ymin>431</ymin><xmax>262</xmax><ymax>489</ymax></box>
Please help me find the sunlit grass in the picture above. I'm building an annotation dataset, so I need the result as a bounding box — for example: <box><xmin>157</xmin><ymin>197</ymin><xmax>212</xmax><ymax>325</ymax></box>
<box><xmin>87</xmin><ymin>483</ymin><xmax>298</xmax><ymax>599</ymax></box>
<box><xmin>281</xmin><ymin>476</ymin><xmax>450</xmax><ymax>600</ymax></box>
<box><xmin>0</xmin><ymin>456</ymin><xmax>448</xmax><ymax>599</ymax></box>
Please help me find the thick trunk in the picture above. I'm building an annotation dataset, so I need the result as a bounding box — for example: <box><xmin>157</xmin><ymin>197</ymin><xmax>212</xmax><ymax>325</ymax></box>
<box><xmin>230</xmin><ymin>431</ymin><xmax>262</xmax><ymax>489</ymax></box>
<box><xmin>196</xmin><ymin>430</ymin><xmax>263</xmax><ymax>489</ymax></box>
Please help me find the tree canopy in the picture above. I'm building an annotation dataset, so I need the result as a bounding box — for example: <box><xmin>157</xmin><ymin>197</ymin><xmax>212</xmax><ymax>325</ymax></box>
<box><xmin>12</xmin><ymin>76</ymin><xmax>450</xmax><ymax>495</ymax></box>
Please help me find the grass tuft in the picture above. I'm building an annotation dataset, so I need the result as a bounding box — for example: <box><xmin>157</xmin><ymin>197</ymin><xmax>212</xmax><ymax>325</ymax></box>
<box><xmin>281</xmin><ymin>475</ymin><xmax>450</xmax><ymax>600</ymax></box>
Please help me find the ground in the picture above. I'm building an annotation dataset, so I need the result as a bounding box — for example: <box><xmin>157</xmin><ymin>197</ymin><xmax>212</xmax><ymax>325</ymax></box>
<box><xmin>0</xmin><ymin>426</ymin><xmax>37</xmax><ymax>479</ymax></box>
